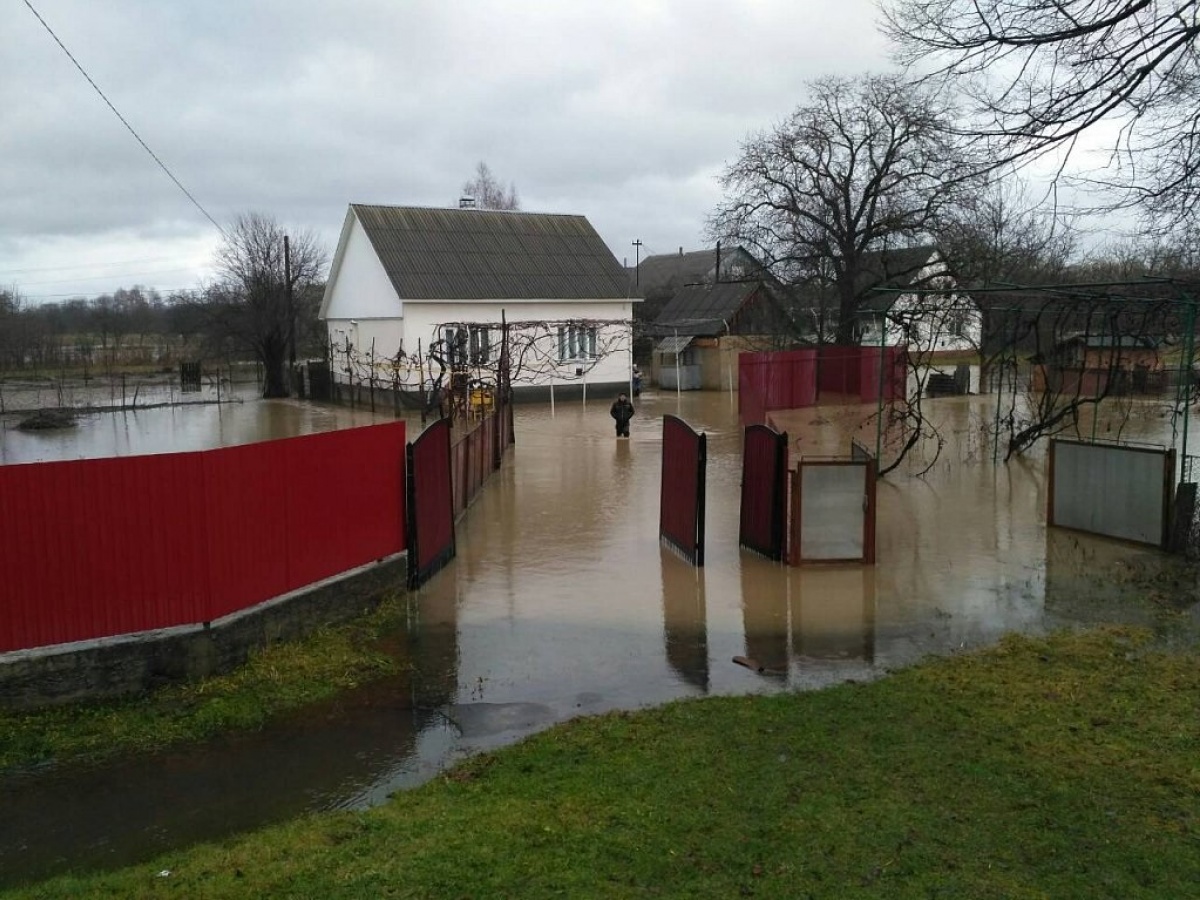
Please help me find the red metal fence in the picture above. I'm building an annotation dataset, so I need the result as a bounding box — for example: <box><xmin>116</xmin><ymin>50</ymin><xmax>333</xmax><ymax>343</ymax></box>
<box><xmin>0</xmin><ymin>422</ymin><xmax>407</xmax><ymax>653</ymax></box>
<box><xmin>660</xmin><ymin>414</ymin><xmax>707</xmax><ymax>565</ymax></box>
<box><xmin>739</xmin><ymin>424</ymin><xmax>789</xmax><ymax>560</ymax></box>
<box><xmin>450</xmin><ymin>401</ymin><xmax>514</xmax><ymax>520</ymax></box>
<box><xmin>739</xmin><ymin>350</ymin><xmax>818</xmax><ymax>425</ymax></box>
<box><xmin>739</xmin><ymin>346</ymin><xmax>905</xmax><ymax>425</ymax></box>
<box><xmin>407</xmin><ymin>419</ymin><xmax>455</xmax><ymax>590</ymax></box>
<box><xmin>819</xmin><ymin>345</ymin><xmax>906</xmax><ymax>402</ymax></box>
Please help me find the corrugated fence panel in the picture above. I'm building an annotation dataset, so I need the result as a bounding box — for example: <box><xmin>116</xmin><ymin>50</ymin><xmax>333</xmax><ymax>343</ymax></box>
<box><xmin>0</xmin><ymin>453</ymin><xmax>211</xmax><ymax>652</ymax></box>
<box><xmin>203</xmin><ymin>441</ymin><xmax>291</xmax><ymax>621</ymax></box>
<box><xmin>860</xmin><ymin>346</ymin><xmax>906</xmax><ymax>403</ymax></box>
<box><xmin>738</xmin><ymin>350</ymin><xmax>818</xmax><ymax>425</ymax></box>
<box><xmin>818</xmin><ymin>346</ymin><xmax>862</xmax><ymax>396</ymax></box>
<box><xmin>1</xmin><ymin>422</ymin><xmax>409</xmax><ymax>653</ymax></box>
<box><xmin>738</xmin><ymin>354</ymin><xmax>769</xmax><ymax>425</ymax></box>
<box><xmin>284</xmin><ymin>423</ymin><xmax>407</xmax><ymax>590</ymax></box>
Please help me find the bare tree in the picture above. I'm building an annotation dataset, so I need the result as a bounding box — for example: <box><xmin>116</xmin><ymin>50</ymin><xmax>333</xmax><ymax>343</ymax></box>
<box><xmin>461</xmin><ymin>161</ymin><xmax>520</xmax><ymax>211</ymax></box>
<box><xmin>934</xmin><ymin>175</ymin><xmax>1078</xmax><ymax>364</ymax></box>
<box><xmin>882</xmin><ymin>0</ymin><xmax>1200</xmax><ymax>223</ymax></box>
<box><xmin>210</xmin><ymin>213</ymin><xmax>327</xmax><ymax>398</ymax></box>
<box><xmin>936</xmin><ymin>176</ymin><xmax>1076</xmax><ymax>288</ymax></box>
<box><xmin>709</xmin><ymin>74</ymin><xmax>980</xmax><ymax>344</ymax></box>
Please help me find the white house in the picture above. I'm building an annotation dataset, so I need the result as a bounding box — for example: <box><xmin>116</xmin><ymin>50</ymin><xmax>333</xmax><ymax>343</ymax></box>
<box><xmin>319</xmin><ymin>204</ymin><xmax>640</xmax><ymax>397</ymax></box>
<box><xmin>855</xmin><ymin>246</ymin><xmax>982</xmax><ymax>355</ymax></box>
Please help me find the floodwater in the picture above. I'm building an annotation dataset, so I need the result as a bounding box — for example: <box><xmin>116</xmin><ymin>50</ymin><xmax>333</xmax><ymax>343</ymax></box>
<box><xmin>0</xmin><ymin>386</ymin><xmax>395</xmax><ymax>464</ymax></box>
<box><xmin>2</xmin><ymin>387</ymin><xmax>1195</xmax><ymax>888</ymax></box>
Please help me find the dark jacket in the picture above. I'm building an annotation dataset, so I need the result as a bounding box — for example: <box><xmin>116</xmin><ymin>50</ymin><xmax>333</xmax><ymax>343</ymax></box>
<box><xmin>610</xmin><ymin>397</ymin><xmax>634</xmax><ymax>424</ymax></box>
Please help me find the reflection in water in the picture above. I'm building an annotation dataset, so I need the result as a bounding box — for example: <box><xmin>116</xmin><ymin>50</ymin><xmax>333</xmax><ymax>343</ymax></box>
<box><xmin>4</xmin><ymin>388</ymin><xmax>1197</xmax><ymax>886</ymax></box>
<box><xmin>661</xmin><ymin>549</ymin><xmax>708</xmax><ymax>692</ymax></box>
<box><xmin>791</xmin><ymin>567</ymin><xmax>876</xmax><ymax>663</ymax></box>
<box><xmin>741</xmin><ymin>556</ymin><xmax>789</xmax><ymax>669</ymax></box>
<box><xmin>739</xmin><ymin>559</ymin><xmax>876</xmax><ymax>672</ymax></box>
<box><xmin>406</xmin><ymin>571</ymin><xmax>461</xmax><ymax>710</ymax></box>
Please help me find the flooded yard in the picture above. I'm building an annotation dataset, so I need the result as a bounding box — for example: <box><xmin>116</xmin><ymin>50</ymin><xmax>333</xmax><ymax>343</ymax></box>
<box><xmin>0</xmin><ymin>387</ymin><xmax>394</xmax><ymax>463</ymax></box>
<box><xmin>2</xmin><ymin>387</ymin><xmax>1197</xmax><ymax>886</ymax></box>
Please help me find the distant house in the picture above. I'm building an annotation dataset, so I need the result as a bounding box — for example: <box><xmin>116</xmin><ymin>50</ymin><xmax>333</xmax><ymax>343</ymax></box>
<box><xmin>319</xmin><ymin>204</ymin><xmax>639</xmax><ymax>398</ymax></box>
<box><xmin>631</xmin><ymin>246</ymin><xmax>766</xmax><ymax>325</ymax></box>
<box><xmin>854</xmin><ymin>246</ymin><xmax>981</xmax><ymax>355</ymax></box>
<box><xmin>1032</xmin><ymin>333</ymin><xmax>1169</xmax><ymax>396</ymax></box>
<box><xmin>649</xmin><ymin>279</ymin><xmax>795</xmax><ymax>391</ymax></box>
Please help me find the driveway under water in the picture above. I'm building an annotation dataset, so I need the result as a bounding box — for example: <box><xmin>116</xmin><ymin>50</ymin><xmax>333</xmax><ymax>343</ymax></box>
<box><xmin>1</xmin><ymin>389</ymin><xmax>1193</xmax><ymax>887</ymax></box>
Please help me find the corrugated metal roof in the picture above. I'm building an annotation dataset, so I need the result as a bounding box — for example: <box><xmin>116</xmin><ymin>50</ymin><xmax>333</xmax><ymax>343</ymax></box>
<box><xmin>654</xmin><ymin>281</ymin><xmax>761</xmax><ymax>335</ymax></box>
<box><xmin>857</xmin><ymin>246</ymin><xmax>941</xmax><ymax>311</ymax></box>
<box><xmin>351</xmin><ymin>204</ymin><xmax>638</xmax><ymax>301</ymax></box>
<box><xmin>657</xmin><ymin>335</ymin><xmax>694</xmax><ymax>354</ymax></box>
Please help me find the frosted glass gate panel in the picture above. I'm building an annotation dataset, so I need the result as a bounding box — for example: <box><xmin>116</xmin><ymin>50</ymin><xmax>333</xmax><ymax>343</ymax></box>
<box><xmin>795</xmin><ymin>462</ymin><xmax>873</xmax><ymax>562</ymax></box>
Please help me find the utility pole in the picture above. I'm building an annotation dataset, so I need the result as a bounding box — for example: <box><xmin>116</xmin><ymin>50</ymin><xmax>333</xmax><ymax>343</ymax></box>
<box><xmin>284</xmin><ymin>234</ymin><xmax>296</xmax><ymax>395</ymax></box>
<box><xmin>632</xmin><ymin>239</ymin><xmax>643</xmax><ymax>285</ymax></box>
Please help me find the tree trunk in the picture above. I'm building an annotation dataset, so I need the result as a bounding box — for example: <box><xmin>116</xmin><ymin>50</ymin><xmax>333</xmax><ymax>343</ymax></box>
<box><xmin>261</xmin><ymin>345</ymin><xmax>289</xmax><ymax>398</ymax></box>
<box><xmin>835</xmin><ymin>286</ymin><xmax>859</xmax><ymax>345</ymax></box>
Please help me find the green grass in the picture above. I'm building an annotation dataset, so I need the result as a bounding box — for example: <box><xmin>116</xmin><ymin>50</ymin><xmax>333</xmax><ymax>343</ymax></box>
<box><xmin>0</xmin><ymin>594</ymin><xmax>410</xmax><ymax>774</ymax></box>
<box><xmin>8</xmin><ymin>626</ymin><xmax>1199</xmax><ymax>898</ymax></box>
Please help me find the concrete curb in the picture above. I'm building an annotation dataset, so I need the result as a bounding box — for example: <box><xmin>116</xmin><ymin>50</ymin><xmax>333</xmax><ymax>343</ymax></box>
<box><xmin>0</xmin><ymin>554</ymin><xmax>407</xmax><ymax>711</ymax></box>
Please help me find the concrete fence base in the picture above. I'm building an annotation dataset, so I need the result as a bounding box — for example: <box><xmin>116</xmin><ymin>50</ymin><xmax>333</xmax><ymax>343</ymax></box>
<box><xmin>0</xmin><ymin>554</ymin><xmax>407</xmax><ymax>712</ymax></box>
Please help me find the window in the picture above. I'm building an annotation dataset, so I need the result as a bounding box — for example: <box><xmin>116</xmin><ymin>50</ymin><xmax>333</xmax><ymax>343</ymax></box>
<box><xmin>557</xmin><ymin>324</ymin><xmax>597</xmax><ymax>362</ymax></box>
<box><xmin>442</xmin><ymin>326</ymin><xmax>467</xmax><ymax>367</ymax></box>
<box><xmin>469</xmin><ymin>326</ymin><xmax>491</xmax><ymax>364</ymax></box>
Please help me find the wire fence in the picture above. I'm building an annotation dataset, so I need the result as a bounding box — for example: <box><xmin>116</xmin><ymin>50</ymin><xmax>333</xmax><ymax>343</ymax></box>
<box><xmin>0</xmin><ymin>363</ymin><xmax>260</xmax><ymax>416</ymax></box>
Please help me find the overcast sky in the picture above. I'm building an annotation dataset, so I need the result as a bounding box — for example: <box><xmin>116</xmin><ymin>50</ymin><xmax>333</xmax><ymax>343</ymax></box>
<box><xmin>2</xmin><ymin>0</ymin><xmax>894</xmax><ymax>303</ymax></box>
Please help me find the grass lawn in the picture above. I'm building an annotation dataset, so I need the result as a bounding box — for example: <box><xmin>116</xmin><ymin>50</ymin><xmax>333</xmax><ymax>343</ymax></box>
<box><xmin>0</xmin><ymin>593</ymin><xmax>409</xmax><ymax>774</ymax></box>
<box><xmin>7</xmin><ymin>626</ymin><xmax>1199</xmax><ymax>899</ymax></box>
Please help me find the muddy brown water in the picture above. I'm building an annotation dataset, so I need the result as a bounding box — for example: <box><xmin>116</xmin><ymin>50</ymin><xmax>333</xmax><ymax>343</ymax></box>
<box><xmin>1</xmin><ymin>389</ymin><xmax>1193</xmax><ymax>887</ymax></box>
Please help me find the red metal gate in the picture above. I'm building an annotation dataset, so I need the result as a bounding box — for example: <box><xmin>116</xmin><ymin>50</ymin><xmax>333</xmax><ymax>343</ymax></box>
<box><xmin>660</xmin><ymin>414</ymin><xmax>707</xmax><ymax>566</ymax></box>
<box><xmin>740</xmin><ymin>424</ymin><xmax>789</xmax><ymax>560</ymax></box>
<box><xmin>406</xmin><ymin>418</ymin><xmax>455</xmax><ymax>589</ymax></box>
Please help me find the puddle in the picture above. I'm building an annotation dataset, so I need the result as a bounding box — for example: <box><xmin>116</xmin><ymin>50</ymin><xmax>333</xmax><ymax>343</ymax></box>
<box><xmin>2</xmin><ymin>388</ymin><xmax>1197</xmax><ymax>887</ymax></box>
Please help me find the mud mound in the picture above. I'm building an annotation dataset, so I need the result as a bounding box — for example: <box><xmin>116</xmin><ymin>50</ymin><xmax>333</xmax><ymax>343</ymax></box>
<box><xmin>17</xmin><ymin>409</ymin><xmax>77</xmax><ymax>430</ymax></box>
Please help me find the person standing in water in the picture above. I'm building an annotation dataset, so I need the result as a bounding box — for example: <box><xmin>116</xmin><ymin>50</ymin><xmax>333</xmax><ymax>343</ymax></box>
<box><xmin>610</xmin><ymin>392</ymin><xmax>634</xmax><ymax>437</ymax></box>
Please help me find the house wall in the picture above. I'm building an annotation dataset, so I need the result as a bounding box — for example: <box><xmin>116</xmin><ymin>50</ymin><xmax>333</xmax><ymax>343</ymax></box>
<box><xmin>330</xmin><ymin>300</ymin><xmax>634</xmax><ymax>390</ymax></box>
<box><xmin>322</xmin><ymin>215</ymin><xmax>402</xmax><ymax>320</ymax></box>
<box><xmin>408</xmin><ymin>300</ymin><xmax>634</xmax><ymax>388</ymax></box>
<box><xmin>325</xmin><ymin>318</ymin><xmax>411</xmax><ymax>384</ymax></box>
<box><xmin>861</xmin><ymin>291</ymin><xmax>982</xmax><ymax>355</ymax></box>
<box><xmin>651</xmin><ymin>336</ymin><xmax>776</xmax><ymax>392</ymax></box>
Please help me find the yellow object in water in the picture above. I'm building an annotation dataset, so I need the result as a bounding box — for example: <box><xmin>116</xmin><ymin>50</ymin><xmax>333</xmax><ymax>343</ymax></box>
<box><xmin>470</xmin><ymin>388</ymin><xmax>494</xmax><ymax>412</ymax></box>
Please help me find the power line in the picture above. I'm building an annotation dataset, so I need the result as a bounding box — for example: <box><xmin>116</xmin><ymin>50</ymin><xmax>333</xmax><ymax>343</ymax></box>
<box><xmin>23</xmin><ymin>0</ymin><xmax>226</xmax><ymax>237</ymax></box>
<box><xmin>16</xmin><ymin>267</ymin><xmax>206</xmax><ymax>288</ymax></box>
<box><xmin>0</xmin><ymin>255</ymin><xmax>201</xmax><ymax>276</ymax></box>
<box><xmin>22</xmin><ymin>287</ymin><xmax>206</xmax><ymax>301</ymax></box>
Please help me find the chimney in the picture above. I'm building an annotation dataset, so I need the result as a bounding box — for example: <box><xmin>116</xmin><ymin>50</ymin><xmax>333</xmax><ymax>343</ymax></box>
<box><xmin>459</xmin><ymin>197</ymin><xmax>476</xmax><ymax>209</ymax></box>
<box><xmin>679</xmin><ymin>247</ymin><xmax>683</xmax><ymax>255</ymax></box>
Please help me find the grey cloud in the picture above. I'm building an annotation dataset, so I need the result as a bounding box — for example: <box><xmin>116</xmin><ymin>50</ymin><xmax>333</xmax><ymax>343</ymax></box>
<box><xmin>2</xmin><ymin>0</ymin><xmax>888</xmax><ymax>299</ymax></box>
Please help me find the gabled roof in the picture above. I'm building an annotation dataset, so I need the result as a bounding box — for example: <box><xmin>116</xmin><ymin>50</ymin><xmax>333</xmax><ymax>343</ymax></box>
<box><xmin>653</xmin><ymin>280</ymin><xmax>762</xmax><ymax>336</ymax></box>
<box><xmin>857</xmin><ymin>246</ymin><xmax>943</xmax><ymax>312</ymax></box>
<box><xmin>634</xmin><ymin>246</ymin><xmax>763</xmax><ymax>297</ymax></box>
<box><xmin>332</xmin><ymin>204</ymin><xmax>637</xmax><ymax>302</ymax></box>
